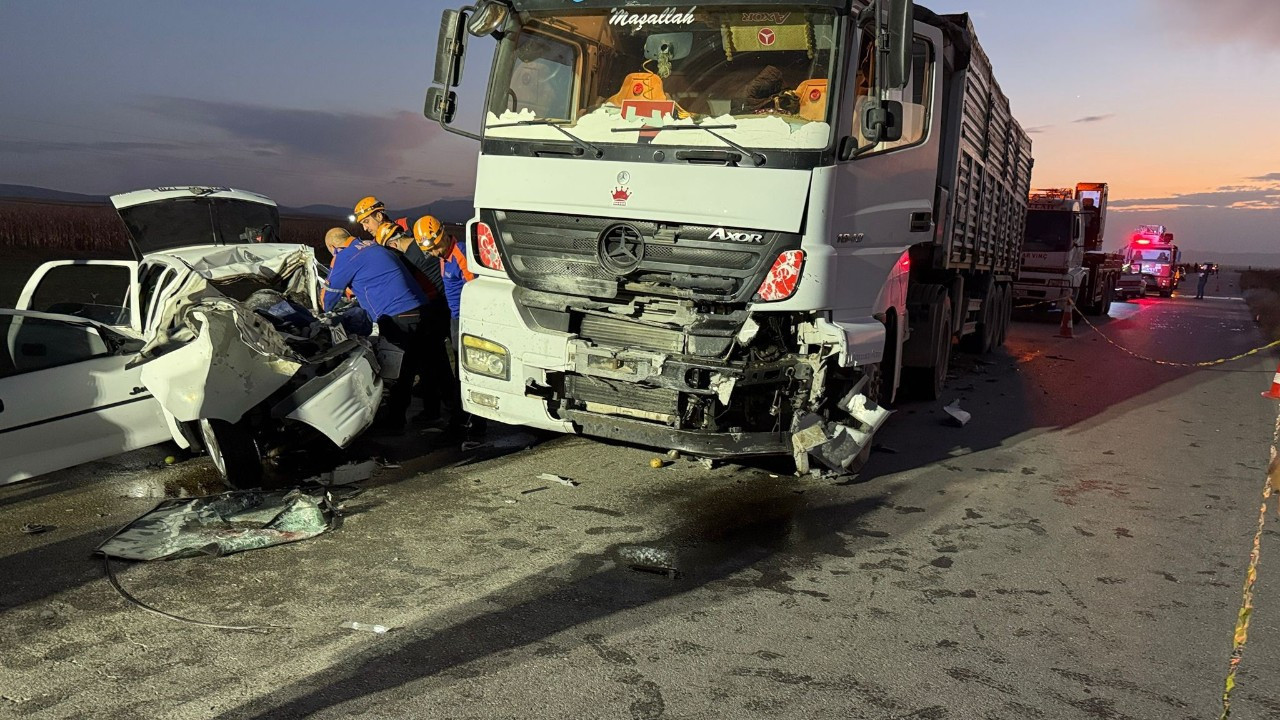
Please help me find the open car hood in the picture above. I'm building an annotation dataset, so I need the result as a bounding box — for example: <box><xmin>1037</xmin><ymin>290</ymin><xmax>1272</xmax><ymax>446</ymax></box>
<box><xmin>110</xmin><ymin>186</ymin><xmax>281</xmax><ymax>260</ymax></box>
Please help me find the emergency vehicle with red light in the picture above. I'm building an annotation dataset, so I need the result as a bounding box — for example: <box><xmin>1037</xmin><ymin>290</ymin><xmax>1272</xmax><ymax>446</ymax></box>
<box><xmin>423</xmin><ymin>0</ymin><xmax>1031</xmax><ymax>473</ymax></box>
<box><xmin>1116</xmin><ymin>224</ymin><xmax>1179</xmax><ymax>299</ymax></box>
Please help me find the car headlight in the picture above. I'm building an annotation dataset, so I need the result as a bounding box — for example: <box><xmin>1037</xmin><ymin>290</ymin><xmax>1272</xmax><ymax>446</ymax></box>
<box><xmin>461</xmin><ymin>334</ymin><xmax>509</xmax><ymax>380</ymax></box>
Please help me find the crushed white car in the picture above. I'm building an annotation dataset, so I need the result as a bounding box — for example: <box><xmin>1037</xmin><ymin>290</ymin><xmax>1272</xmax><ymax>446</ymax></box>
<box><xmin>2</xmin><ymin>186</ymin><xmax>395</xmax><ymax>487</ymax></box>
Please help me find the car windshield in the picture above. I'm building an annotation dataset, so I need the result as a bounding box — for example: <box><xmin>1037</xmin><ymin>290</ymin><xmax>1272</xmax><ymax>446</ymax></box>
<box><xmin>484</xmin><ymin>6</ymin><xmax>840</xmax><ymax>151</ymax></box>
<box><xmin>1023</xmin><ymin>211</ymin><xmax>1074</xmax><ymax>253</ymax></box>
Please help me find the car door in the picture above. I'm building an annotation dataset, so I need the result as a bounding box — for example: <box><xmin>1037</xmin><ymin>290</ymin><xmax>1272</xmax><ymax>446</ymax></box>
<box><xmin>15</xmin><ymin>260</ymin><xmax>142</xmax><ymax>334</ymax></box>
<box><xmin>0</xmin><ymin>311</ymin><xmax>170</xmax><ymax>485</ymax></box>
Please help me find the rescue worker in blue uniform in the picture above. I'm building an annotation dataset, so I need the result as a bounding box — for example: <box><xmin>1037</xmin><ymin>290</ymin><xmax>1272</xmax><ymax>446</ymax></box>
<box><xmin>323</xmin><ymin>231</ymin><xmax>430</xmax><ymax>432</ymax></box>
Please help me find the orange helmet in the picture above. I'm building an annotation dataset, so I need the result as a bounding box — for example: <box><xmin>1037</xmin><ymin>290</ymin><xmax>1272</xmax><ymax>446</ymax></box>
<box><xmin>412</xmin><ymin>215</ymin><xmax>445</xmax><ymax>251</ymax></box>
<box><xmin>375</xmin><ymin>222</ymin><xmax>399</xmax><ymax>245</ymax></box>
<box><xmin>352</xmin><ymin>196</ymin><xmax>385</xmax><ymax>223</ymax></box>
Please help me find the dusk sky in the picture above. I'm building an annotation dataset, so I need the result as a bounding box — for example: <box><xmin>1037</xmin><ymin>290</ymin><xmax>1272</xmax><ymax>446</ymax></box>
<box><xmin>1</xmin><ymin>1</ymin><xmax>1277</xmax><ymax>256</ymax></box>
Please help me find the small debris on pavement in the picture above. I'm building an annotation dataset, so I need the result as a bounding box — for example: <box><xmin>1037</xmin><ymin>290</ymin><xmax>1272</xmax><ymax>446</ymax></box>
<box><xmin>698</xmin><ymin>457</ymin><xmax>721</xmax><ymax>470</ymax></box>
<box><xmin>537</xmin><ymin>473</ymin><xmax>579</xmax><ymax>487</ymax></box>
<box><xmin>164</xmin><ymin>455</ymin><xmax>177</xmax><ymax>465</ymax></box>
<box><xmin>341</xmin><ymin>621</ymin><xmax>391</xmax><ymax>634</ymax></box>
<box><xmin>650</xmin><ymin>458</ymin><xmax>667</xmax><ymax>468</ymax></box>
<box><xmin>943</xmin><ymin>400</ymin><xmax>971</xmax><ymax>427</ymax></box>
<box><xmin>21</xmin><ymin>523</ymin><xmax>55</xmax><ymax>535</ymax></box>
<box><xmin>521</xmin><ymin>486</ymin><xmax>549</xmax><ymax>495</ymax></box>
<box><xmin>305</xmin><ymin>460</ymin><xmax>379</xmax><ymax>487</ymax></box>
<box><xmin>666</xmin><ymin>449</ymin><xmax>680</xmax><ymax>460</ymax></box>
<box><xmin>618</xmin><ymin>545</ymin><xmax>681</xmax><ymax>579</ymax></box>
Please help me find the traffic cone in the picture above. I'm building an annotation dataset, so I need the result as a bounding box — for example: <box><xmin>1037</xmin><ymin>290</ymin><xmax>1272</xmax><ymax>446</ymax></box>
<box><xmin>1056</xmin><ymin>304</ymin><xmax>1074</xmax><ymax>339</ymax></box>
<box><xmin>1263</xmin><ymin>363</ymin><xmax>1280</xmax><ymax>400</ymax></box>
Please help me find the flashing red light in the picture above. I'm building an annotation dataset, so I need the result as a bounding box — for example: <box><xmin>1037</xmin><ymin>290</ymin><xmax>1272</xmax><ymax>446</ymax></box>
<box><xmin>475</xmin><ymin>222</ymin><xmax>505</xmax><ymax>271</ymax></box>
<box><xmin>899</xmin><ymin>254</ymin><xmax>911</xmax><ymax>272</ymax></box>
<box><xmin>756</xmin><ymin>250</ymin><xmax>805</xmax><ymax>302</ymax></box>
<box><xmin>1135</xmin><ymin>238</ymin><xmax>1151</xmax><ymax>245</ymax></box>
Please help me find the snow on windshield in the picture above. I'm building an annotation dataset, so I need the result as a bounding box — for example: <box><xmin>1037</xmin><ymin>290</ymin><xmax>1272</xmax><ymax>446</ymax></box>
<box><xmin>486</xmin><ymin>107</ymin><xmax>831</xmax><ymax>150</ymax></box>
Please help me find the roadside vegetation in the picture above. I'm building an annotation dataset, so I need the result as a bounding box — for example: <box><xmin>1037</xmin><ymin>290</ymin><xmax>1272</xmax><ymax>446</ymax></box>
<box><xmin>1241</xmin><ymin>269</ymin><xmax>1280</xmax><ymax>341</ymax></box>
<box><xmin>0</xmin><ymin>198</ymin><xmax>341</xmax><ymax>307</ymax></box>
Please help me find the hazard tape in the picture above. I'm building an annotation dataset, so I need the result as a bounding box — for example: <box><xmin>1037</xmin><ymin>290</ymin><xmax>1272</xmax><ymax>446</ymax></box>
<box><xmin>1218</xmin><ymin>407</ymin><xmax>1280</xmax><ymax>719</ymax></box>
<box><xmin>1065</xmin><ymin>299</ymin><xmax>1280</xmax><ymax>368</ymax></box>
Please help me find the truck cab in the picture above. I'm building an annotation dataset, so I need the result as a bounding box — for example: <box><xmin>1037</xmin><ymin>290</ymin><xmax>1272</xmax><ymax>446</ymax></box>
<box><xmin>427</xmin><ymin>0</ymin><xmax>1031</xmax><ymax>473</ymax></box>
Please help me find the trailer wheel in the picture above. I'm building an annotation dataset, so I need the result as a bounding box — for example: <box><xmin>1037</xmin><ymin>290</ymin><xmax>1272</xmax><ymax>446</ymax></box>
<box><xmin>1100</xmin><ymin>283</ymin><xmax>1114</xmax><ymax>316</ymax></box>
<box><xmin>995</xmin><ymin>284</ymin><xmax>1011</xmax><ymax>347</ymax></box>
<box><xmin>199</xmin><ymin>418</ymin><xmax>263</xmax><ymax>489</ymax></box>
<box><xmin>961</xmin><ymin>279</ymin><xmax>996</xmax><ymax>354</ymax></box>
<box><xmin>902</xmin><ymin>293</ymin><xmax>952</xmax><ymax>401</ymax></box>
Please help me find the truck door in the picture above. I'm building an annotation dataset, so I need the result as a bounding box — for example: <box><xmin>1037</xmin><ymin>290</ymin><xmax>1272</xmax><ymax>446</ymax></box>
<box><xmin>15</xmin><ymin>260</ymin><xmax>142</xmax><ymax>334</ymax></box>
<box><xmin>828</xmin><ymin>22</ymin><xmax>945</xmax><ymax>320</ymax></box>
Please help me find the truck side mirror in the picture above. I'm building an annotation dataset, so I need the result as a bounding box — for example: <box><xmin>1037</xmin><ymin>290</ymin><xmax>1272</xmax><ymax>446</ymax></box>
<box><xmin>434</xmin><ymin>9</ymin><xmax>467</xmax><ymax>88</ymax></box>
<box><xmin>424</xmin><ymin>86</ymin><xmax>458</xmax><ymax>123</ymax></box>
<box><xmin>882</xmin><ymin>0</ymin><xmax>913</xmax><ymax>89</ymax></box>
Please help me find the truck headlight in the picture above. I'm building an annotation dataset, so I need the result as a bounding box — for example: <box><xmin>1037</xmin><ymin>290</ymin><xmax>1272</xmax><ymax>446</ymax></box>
<box><xmin>461</xmin><ymin>334</ymin><xmax>509</xmax><ymax>380</ymax></box>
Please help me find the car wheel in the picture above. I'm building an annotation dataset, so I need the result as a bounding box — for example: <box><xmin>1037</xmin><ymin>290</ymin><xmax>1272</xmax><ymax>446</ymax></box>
<box><xmin>199</xmin><ymin>418</ymin><xmax>263</xmax><ymax>489</ymax></box>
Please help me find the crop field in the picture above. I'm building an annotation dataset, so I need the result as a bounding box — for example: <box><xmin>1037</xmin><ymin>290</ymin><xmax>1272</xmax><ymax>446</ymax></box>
<box><xmin>0</xmin><ymin>199</ymin><xmax>341</xmax><ymax>307</ymax></box>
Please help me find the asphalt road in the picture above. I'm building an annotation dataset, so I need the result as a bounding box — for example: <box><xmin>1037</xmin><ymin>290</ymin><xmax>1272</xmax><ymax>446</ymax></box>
<box><xmin>2</xmin><ymin>272</ymin><xmax>1279</xmax><ymax>719</ymax></box>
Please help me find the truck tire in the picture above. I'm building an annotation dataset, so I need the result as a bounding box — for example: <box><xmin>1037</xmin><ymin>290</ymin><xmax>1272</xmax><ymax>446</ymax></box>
<box><xmin>960</xmin><ymin>278</ymin><xmax>995</xmax><ymax>354</ymax></box>
<box><xmin>1159</xmin><ymin>289</ymin><xmax>1172</xmax><ymax>298</ymax></box>
<box><xmin>995</xmin><ymin>284</ymin><xmax>1011</xmax><ymax>347</ymax></box>
<box><xmin>1100</xmin><ymin>282</ymin><xmax>1114</xmax><ymax>316</ymax></box>
<box><xmin>1082</xmin><ymin>281</ymin><xmax>1109</xmax><ymax>316</ymax></box>
<box><xmin>199</xmin><ymin>418</ymin><xmax>263</xmax><ymax>489</ymax></box>
<box><xmin>902</xmin><ymin>290</ymin><xmax>952</xmax><ymax>401</ymax></box>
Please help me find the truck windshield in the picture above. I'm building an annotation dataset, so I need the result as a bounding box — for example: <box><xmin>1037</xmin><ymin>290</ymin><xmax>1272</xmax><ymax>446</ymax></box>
<box><xmin>484</xmin><ymin>6</ymin><xmax>840</xmax><ymax>151</ymax></box>
<box><xmin>1023</xmin><ymin>211</ymin><xmax>1074</xmax><ymax>252</ymax></box>
<box><xmin>1132</xmin><ymin>249</ymin><xmax>1172</xmax><ymax>262</ymax></box>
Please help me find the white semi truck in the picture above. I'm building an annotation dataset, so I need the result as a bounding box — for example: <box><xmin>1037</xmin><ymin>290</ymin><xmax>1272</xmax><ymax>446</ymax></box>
<box><xmin>425</xmin><ymin>0</ymin><xmax>1031</xmax><ymax>472</ymax></box>
<box><xmin>1013</xmin><ymin>182</ymin><xmax>1121</xmax><ymax>316</ymax></box>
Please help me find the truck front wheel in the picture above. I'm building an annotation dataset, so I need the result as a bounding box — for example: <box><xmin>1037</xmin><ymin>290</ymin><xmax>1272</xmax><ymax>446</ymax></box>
<box><xmin>902</xmin><ymin>291</ymin><xmax>952</xmax><ymax>401</ymax></box>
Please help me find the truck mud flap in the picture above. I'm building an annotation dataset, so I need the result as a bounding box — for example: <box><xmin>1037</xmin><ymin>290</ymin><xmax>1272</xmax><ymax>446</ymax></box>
<box><xmin>561</xmin><ymin>410</ymin><xmax>789</xmax><ymax>459</ymax></box>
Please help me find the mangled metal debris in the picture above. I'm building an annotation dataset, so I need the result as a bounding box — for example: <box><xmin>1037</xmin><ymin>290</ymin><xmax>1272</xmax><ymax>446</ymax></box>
<box><xmin>943</xmin><ymin>400</ymin><xmax>972</xmax><ymax>427</ymax></box>
<box><xmin>97</xmin><ymin>488</ymin><xmax>339</xmax><ymax>561</ymax></box>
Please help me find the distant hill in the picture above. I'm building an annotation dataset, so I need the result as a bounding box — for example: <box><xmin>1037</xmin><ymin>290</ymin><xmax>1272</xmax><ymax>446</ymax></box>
<box><xmin>0</xmin><ymin>183</ymin><xmax>107</xmax><ymax>204</ymax></box>
<box><xmin>1184</xmin><ymin>252</ymin><xmax>1280</xmax><ymax>270</ymax></box>
<box><xmin>0</xmin><ymin>184</ymin><xmax>475</xmax><ymax>224</ymax></box>
<box><xmin>287</xmin><ymin>198</ymin><xmax>476</xmax><ymax>224</ymax></box>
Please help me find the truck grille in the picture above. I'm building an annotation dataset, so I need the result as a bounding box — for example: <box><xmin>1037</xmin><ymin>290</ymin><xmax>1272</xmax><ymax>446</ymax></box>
<box><xmin>566</xmin><ymin>374</ymin><xmax>679</xmax><ymax>416</ymax></box>
<box><xmin>579</xmin><ymin>314</ymin><xmax>684</xmax><ymax>353</ymax></box>
<box><xmin>483</xmin><ymin>209</ymin><xmax>799</xmax><ymax>303</ymax></box>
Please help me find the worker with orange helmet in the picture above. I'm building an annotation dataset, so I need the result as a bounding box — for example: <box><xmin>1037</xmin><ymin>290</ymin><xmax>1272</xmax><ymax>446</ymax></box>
<box><xmin>353</xmin><ymin>196</ymin><xmax>412</xmax><ymax>238</ymax></box>
<box><xmin>415</xmin><ymin>215</ymin><xmax>485</xmax><ymax>438</ymax></box>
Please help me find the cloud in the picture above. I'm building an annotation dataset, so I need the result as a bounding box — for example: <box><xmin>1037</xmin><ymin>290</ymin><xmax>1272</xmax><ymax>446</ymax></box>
<box><xmin>1250</xmin><ymin>172</ymin><xmax>1280</xmax><ymax>182</ymax></box>
<box><xmin>139</xmin><ymin>96</ymin><xmax>441</xmax><ymax>172</ymax></box>
<box><xmin>0</xmin><ymin>139</ymin><xmax>184</xmax><ymax>155</ymax></box>
<box><xmin>1072</xmin><ymin>114</ymin><xmax>1114</xmax><ymax>124</ymax></box>
<box><xmin>1110</xmin><ymin>187</ymin><xmax>1280</xmax><ymax>210</ymax></box>
<box><xmin>1025</xmin><ymin>125</ymin><xmax>1052</xmax><ymax>135</ymax></box>
<box><xmin>1147</xmin><ymin>0</ymin><xmax>1280</xmax><ymax>49</ymax></box>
